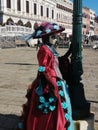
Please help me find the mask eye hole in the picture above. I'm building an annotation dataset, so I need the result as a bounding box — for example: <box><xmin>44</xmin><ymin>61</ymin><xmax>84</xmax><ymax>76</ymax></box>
<box><xmin>51</xmin><ymin>34</ymin><xmax>57</xmax><ymax>39</ymax></box>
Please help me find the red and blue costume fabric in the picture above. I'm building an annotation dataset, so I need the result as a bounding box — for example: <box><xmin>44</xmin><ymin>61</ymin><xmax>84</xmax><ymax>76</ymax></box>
<box><xmin>20</xmin><ymin>45</ymin><xmax>74</xmax><ymax>130</ymax></box>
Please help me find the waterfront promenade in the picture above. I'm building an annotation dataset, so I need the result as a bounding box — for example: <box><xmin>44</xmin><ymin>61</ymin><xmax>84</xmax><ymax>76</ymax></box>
<box><xmin>0</xmin><ymin>47</ymin><xmax>98</xmax><ymax>130</ymax></box>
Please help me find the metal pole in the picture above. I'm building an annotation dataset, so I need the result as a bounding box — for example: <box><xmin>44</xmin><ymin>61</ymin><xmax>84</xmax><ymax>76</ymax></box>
<box><xmin>69</xmin><ymin>0</ymin><xmax>90</xmax><ymax>120</ymax></box>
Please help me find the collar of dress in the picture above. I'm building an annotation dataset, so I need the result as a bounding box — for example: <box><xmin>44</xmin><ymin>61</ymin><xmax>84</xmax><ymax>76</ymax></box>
<box><xmin>46</xmin><ymin>45</ymin><xmax>59</xmax><ymax>56</ymax></box>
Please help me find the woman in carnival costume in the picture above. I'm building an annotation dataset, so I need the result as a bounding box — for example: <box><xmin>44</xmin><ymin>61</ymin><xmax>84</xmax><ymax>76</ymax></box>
<box><xmin>17</xmin><ymin>22</ymin><xmax>74</xmax><ymax>130</ymax></box>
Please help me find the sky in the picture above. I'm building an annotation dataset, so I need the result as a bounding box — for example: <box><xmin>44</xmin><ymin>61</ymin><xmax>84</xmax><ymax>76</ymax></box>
<box><xmin>71</xmin><ymin>0</ymin><xmax>98</xmax><ymax>16</ymax></box>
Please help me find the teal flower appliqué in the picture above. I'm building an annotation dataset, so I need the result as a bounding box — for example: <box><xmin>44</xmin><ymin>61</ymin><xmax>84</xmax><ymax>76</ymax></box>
<box><xmin>54</xmin><ymin>25</ymin><xmax>60</xmax><ymax>30</ymax></box>
<box><xmin>38</xmin><ymin>94</ymin><xmax>57</xmax><ymax>114</ymax></box>
<box><xmin>49</xmin><ymin>105</ymin><xmax>56</xmax><ymax>111</ymax></box>
<box><xmin>39</xmin><ymin>96</ymin><xmax>45</xmax><ymax>103</ymax></box>
<box><xmin>43</xmin><ymin>108</ymin><xmax>48</xmax><ymax>114</ymax></box>
<box><xmin>49</xmin><ymin>97</ymin><xmax>54</xmax><ymax>103</ymax></box>
<box><xmin>65</xmin><ymin>113</ymin><xmax>69</xmax><ymax>121</ymax></box>
<box><xmin>62</xmin><ymin>102</ymin><xmax>68</xmax><ymax>109</ymax></box>
<box><xmin>45</xmin><ymin>29</ymin><xmax>51</xmax><ymax>33</ymax></box>
<box><xmin>59</xmin><ymin>90</ymin><xmax>64</xmax><ymax>97</ymax></box>
<box><xmin>36</xmin><ymin>30</ymin><xmax>42</xmax><ymax>36</ymax></box>
<box><xmin>57</xmin><ymin>81</ymin><xmax>62</xmax><ymax>86</ymax></box>
<box><xmin>38</xmin><ymin>104</ymin><xmax>44</xmax><ymax>110</ymax></box>
<box><xmin>38</xmin><ymin>66</ymin><xmax>45</xmax><ymax>72</ymax></box>
<box><xmin>18</xmin><ymin>122</ymin><xmax>22</xmax><ymax>129</ymax></box>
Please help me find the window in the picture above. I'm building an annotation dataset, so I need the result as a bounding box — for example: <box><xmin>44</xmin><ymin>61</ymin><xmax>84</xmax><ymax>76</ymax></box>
<box><xmin>41</xmin><ymin>5</ymin><xmax>43</xmax><ymax>16</ymax></box>
<box><xmin>90</xmin><ymin>21</ymin><xmax>94</xmax><ymax>25</ymax></box>
<box><xmin>52</xmin><ymin>10</ymin><xmax>54</xmax><ymax>19</ymax></box>
<box><xmin>46</xmin><ymin>8</ymin><xmax>49</xmax><ymax>18</ymax></box>
<box><xmin>57</xmin><ymin>13</ymin><xmax>58</xmax><ymax>19</ymax></box>
<box><xmin>7</xmin><ymin>0</ymin><xmax>11</xmax><ymax>8</ymax></box>
<box><xmin>26</xmin><ymin>1</ymin><xmax>29</xmax><ymax>13</ymax></box>
<box><xmin>83</xmin><ymin>24</ymin><xmax>86</xmax><ymax>28</ymax></box>
<box><xmin>34</xmin><ymin>3</ymin><xmax>37</xmax><ymax>15</ymax></box>
<box><xmin>17</xmin><ymin>0</ymin><xmax>21</xmax><ymax>11</ymax></box>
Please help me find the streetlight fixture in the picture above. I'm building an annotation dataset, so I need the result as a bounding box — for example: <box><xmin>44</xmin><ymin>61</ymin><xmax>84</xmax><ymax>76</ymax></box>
<box><xmin>69</xmin><ymin>0</ymin><xmax>90</xmax><ymax>120</ymax></box>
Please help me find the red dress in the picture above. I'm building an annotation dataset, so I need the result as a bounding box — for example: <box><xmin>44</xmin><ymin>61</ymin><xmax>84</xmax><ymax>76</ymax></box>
<box><xmin>21</xmin><ymin>45</ymin><xmax>73</xmax><ymax>130</ymax></box>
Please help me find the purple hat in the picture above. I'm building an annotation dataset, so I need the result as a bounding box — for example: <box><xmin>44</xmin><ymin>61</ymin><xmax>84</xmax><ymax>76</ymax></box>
<box><xmin>33</xmin><ymin>22</ymin><xmax>65</xmax><ymax>39</ymax></box>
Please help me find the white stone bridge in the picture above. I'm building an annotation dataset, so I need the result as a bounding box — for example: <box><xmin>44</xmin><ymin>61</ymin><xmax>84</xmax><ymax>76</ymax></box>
<box><xmin>0</xmin><ymin>25</ymin><xmax>32</xmax><ymax>48</ymax></box>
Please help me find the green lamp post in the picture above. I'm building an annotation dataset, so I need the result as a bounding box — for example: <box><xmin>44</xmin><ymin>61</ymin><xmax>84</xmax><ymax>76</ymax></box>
<box><xmin>69</xmin><ymin>0</ymin><xmax>90</xmax><ymax>120</ymax></box>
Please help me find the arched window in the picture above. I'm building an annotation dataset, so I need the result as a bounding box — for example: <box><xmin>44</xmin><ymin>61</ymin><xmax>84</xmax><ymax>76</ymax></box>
<box><xmin>17</xmin><ymin>20</ymin><xmax>23</xmax><ymax>26</ymax></box>
<box><xmin>33</xmin><ymin>22</ymin><xmax>38</xmax><ymax>30</ymax></box>
<box><xmin>6</xmin><ymin>18</ymin><xmax>14</xmax><ymax>25</ymax></box>
<box><xmin>24</xmin><ymin>21</ymin><xmax>32</xmax><ymax>28</ymax></box>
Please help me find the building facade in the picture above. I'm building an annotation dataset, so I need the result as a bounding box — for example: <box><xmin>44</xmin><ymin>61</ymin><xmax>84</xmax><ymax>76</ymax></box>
<box><xmin>1</xmin><ymin>0</ymin><xmax>97</xmax><ymax>37</ymax></box>
<box><xmin>94</xmin><ymin>21</ymin><xmax>98</xmax><ymax>35</ymax></box>
<box><xmin>0</xmin><ymin>0</ymin><xmax>73</xmax><ymax>37</ymax></box>
<box><xmin>89</xmin><ymin>9</ymin><xmax>96</xmax><ymax>36</ymax></box>
<box><xmin>82</xmin><ymin>7</ymin><xmax>90</xmax><ymax>36</ymax></box>
<box><xmin>82</xmin><ymin>7</ymin><xmax>96</xmax><ymax>37</ymax></box>
<box><xmin>94</xmin><ymin>16</ymin><xmax>98</xmax><ymax>35</ymax></box>
<box><xmin>56</xmin><ymin>0</ymin><xmax>73</xmax><ymax>37</ymax></box>
<box><xmin>0</xmin><ymin>0</ymin><xmax>57</xmax><ymax>28</ymax></box>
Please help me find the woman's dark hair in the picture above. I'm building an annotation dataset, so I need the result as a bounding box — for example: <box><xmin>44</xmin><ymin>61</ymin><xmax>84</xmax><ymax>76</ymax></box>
<box><xmin>42</xmin><ymin>35</ymin><xmax>51</xmax><ymax>46</ymax></box>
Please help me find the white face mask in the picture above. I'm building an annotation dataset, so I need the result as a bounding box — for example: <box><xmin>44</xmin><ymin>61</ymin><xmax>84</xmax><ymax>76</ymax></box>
<box><xmin>49</xmin><ymin>35</ymin><xmax>57</xmax><ymax>45</ymax></box>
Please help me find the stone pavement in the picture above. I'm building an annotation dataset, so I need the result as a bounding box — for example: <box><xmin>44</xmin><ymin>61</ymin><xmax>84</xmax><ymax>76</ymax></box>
<box><xmin>0</xmin><ymin>47</ymin><xmax>98</xmax><ymax>130</ymax></box>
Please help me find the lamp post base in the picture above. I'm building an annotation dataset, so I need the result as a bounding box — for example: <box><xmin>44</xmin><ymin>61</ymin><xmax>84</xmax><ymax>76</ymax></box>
<box><xmin>69</xmin><ymin>82</ymin><xmax>90</xmax><ymax>120</ymax></box>
<box><xmin>74</xmin><ymin>112</ymin><xmax>95</xmax><ymax>130</ymax></box>
<box><xmin>72</xmin><ymin>103</ymin><xmax>90</xmax><ymax>120</ymax></box>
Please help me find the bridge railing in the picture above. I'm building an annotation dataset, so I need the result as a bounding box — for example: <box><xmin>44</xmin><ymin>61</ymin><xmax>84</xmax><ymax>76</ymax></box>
<box><xmin>0</xmin><ymin>25</ymin><xmax>32</xmax><ymax>36</ymax></box>
<box><xmin>0</xmin><ymin>25</ymin><xmax>32</xmax><ymax>48</ymax></box>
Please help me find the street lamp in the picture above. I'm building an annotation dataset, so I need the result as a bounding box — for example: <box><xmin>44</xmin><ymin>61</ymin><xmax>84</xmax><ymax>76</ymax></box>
<box><xmin>69</xmin><ymin>0</ymin><xmax>90</xmax><ymax>120</ymax></box>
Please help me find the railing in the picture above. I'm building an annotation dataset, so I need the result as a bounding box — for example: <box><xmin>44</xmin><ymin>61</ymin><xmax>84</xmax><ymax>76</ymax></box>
<box><xmin>0</xmin><ymin>25</ymin><xmax>32</xmax><ymax>48</ymax></box>
<box><xmin>0</xmin><ymin>25</ymin><xmax>32</xmax><ymax>36</ymax></box>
